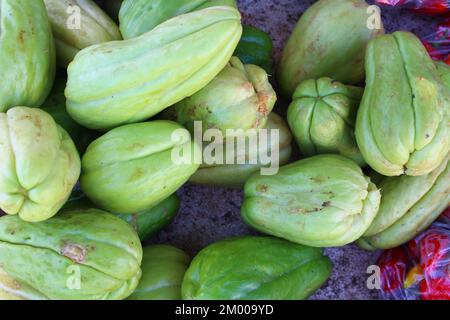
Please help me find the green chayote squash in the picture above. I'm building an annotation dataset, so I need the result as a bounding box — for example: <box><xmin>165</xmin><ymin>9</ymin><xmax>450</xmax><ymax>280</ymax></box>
<box><xmin>234</xmin><ymin>25</ymin><xmax>273</xmax><ymax>73</ymax></box>
<box><xmin>44</xmin><ymin>0</ymin><xmax>121</xmax><ymax>68</ymax></box>
<box><xmin>435</xmin><ymin>61</ymin><xmax>450</xmax><ymax>87</ymax></box>
<box><xmin>66</xmin><ymin>6</ymin><xmax>242</xmax><ymax>130</ymax></box>
<box><xmin>287</xmin><ymin>77</ymin><xmax>365</xmax><ymax>165</ymax></box>
<box><xmin>0</xmin><ymin>267</ymin><xmax>48</xmax><ymax>300</ymax></box>
<box><xmin>166</xmin><ymin>56</ymin><xmax>276</xmax><ymax>136</ymax></box>
<box><xmin>128</xmin><ymin>245</ymin><xmax>190</xmax><ymax>300</ymax></box>
<box><xmin>81</xmin><ymin>121</ymin><xmax>200</xmax><ymax>214</ymax></box>
<box><xmin>119</xmin><ymin>0</ymin><xmax>237</xmax><ymax>39</ymax></box>
<box><xmin>0</xmin><ymin>209</ymin><xmax>142</xmax><ymax>300</ymax></box>
<box><xmin>0</xmin><ymin>107</ymin><xmax>81</xmax><ymax>222</ymax></box>
<box><xmin>189</xmin><ymin>113</ymin><xmax>292</xmax><ymax>188</ymax></box>
<box><xmin>356</xmin><ymin>31</ymin><xmax>450</xmax><ymax>177</ymax></box>
<box><xmin>357</xmin><ymin>156</ymin><xmax>450</xmax><ymax>250</ymax></box>
<box><xmin>182</xmin><ymin>236</ymin><xmax>332</xmax><ymax>300</ymax></box>
<box><xmin>63</xmin><ymin>191</ymin><xmax>180</xmax><ymax>242</ymax></box>
<box><xmin>0</xmin><ymin>0</ymin><xmax>55</xmax><ymax>112</ymax></box>
<box><xmin>42</xmin><ymin>79</ymin><xmax>99</xmax><ymax>153</ymax></box>
<box><xmin>115</xmin><ymin>194</ymin><xmax>180</xmax><ymax>242</ymax></box>
<box><xmin>277</xmin><ymin>0</ymin><xmax>384</xmax><ymax>98</ymax></box>
<box><xmin>241</xmin><ymin>155</ymin><xmax>381</xmax><ymax>247</ymax></box>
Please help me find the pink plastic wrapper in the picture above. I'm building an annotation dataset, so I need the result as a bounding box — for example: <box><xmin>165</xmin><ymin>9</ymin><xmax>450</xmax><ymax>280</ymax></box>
<box><xmin>376</xmin><ymin>207</ymin><xmax>450</xmax><ymax>300</ymax></box>
<box><xmin>375</xmin><ymin>0</ymin><xmax>450</xmax><ymax>14</ymax></box>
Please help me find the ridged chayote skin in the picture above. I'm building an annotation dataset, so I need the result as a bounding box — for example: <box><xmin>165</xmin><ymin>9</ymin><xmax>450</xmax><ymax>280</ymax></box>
<box><xmin>234</xmin><ymin>25</ymin><xmax>274</xmax><ymax>73</ymax></box>
<box><xmin>0</xmin><ymin>107</ymin><xmax>81</xmax><ymax>222</ymax></box>
<box><xmin>277</xmin><ymin>0</ymin><xmax>384</xmax><ymax>98</ymax></box>
<box><xmin>0</xmin><ymin>267</ymin><xmax>48</xmax><ymax>300</ymax></box>
<box><xmin>119</xmin><ymin>0</ymin><xmax>237</xmax><ymax>39</ymax></box>
<box><xmin>356</xmin><ymin>31</ymin><xmax>450</xmax><ymax>177</ymax></box>
<box><xmin>357</xmin><ymin>156</ymin><xmax>450</xmax><ymax>250</ymax></box>
<box><xmin>0</xmin><ymin>209</ymin><xmax>143</xmax><ymax>300</ymax></box>
<box><xmin>241</xmin><ymin>155</ymin><xmax>381</xmax><ymax>247</ymax></box>
<box><xmin>44</xmin><ymin>0</ymin><xmax>122</xmax><ymax>67</ymax></box>
<box><xmin>128</xmin><ymin>245</ymin><xmax>190</xmax><ymax>300</ymax></box>
<box><xmin>166</xmin><ymin>56</ymin><xmax>276</xmax><ymax>136</ymax></box>
<box><xmin>66</xmin><ymin>6</ymin><xmax>242</xmax><ymax>130</ymax></box>
<box><xmin>0</xmin><ymin>0</ymin><xmax>55</xmax><ymax>112</ymax></box>
<box><xmin>189</xmin><ymin>113</ymin><xmax>292</xmax><ymax>188</ymax></box>
<box><xmin>287</xmin><ymin>77</ymin><xmax>365</xmax><ymax>166</ymax></box>
<box><xmin>81</xmin><ymin>121</ymin><xmax>201</xmax><ymax>214</ymax></box>
<box><xmin>182</xmin><ymin>236</ymin><xmax>332</xmax><ymax>300</ymax></box>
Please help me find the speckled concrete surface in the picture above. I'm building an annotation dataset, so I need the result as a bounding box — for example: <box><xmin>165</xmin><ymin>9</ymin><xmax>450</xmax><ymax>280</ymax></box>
<box><xmin>151</xmin><ymin>0</ymin><xmax>443</xmax><ymax>300</ymax></box>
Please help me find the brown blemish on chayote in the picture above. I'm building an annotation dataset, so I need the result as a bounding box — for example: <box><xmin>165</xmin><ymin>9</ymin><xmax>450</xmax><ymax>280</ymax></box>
<box><xmin>61</xmin><ymin>243</ymin><xmax>88</xmax><ymax>263</ymax></box>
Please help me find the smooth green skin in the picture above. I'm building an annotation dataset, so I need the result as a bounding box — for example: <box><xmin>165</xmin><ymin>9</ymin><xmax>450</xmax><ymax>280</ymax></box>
<box><xmin>189</xmin><ymin>113</ymin><xmax>292</xmax><ymax>188</ymax></box>
<box><xmin>0</xmin><ymin>267</ymin><xmax>48</xmax><ymax>300</ymax></box>
<box><xmin>241</xmin><ymin>155</ymin><xmax>381</xmax><ymax>247</ymax></box>
<box><xmin>44</xmin><ymin>0</ymin><xmax>121</xmax><ymax>68</ymax></box>
<box><xmin>287</xmin><ymin>77</ymin><xmax>365</xmax><ymax>166</ymax></box>
<box><xmin>0</xmin><ymin>209</ymin><xmax>143</xmax><ymax>300</ymax></box>
<box><xmin>41</xmin><ymin>79</ymin><xmax>99</xmax><ymax>153</ymax></box>
<box><xmin>358</xmin><ymin>156</ymin><xmax>450</xmax><ymax>249</ymax></box>
<box><xmin>234</xmin><ymin>25</ymin><xmax>274</xmax><ymax>73</ymax></box>
<box><xmin>62</xmin><ymin>191</ymin><xmax>180</xmax><ymax>241</ymax></box>
<box><xmin>277</xmin><ymin>0</ymin><xmax>384</xmax><ymax>98</ymax></box>
<box><xmin>0</xmin><ymin>0</ymin><xmax>56</xmax><ymax>112</ymax></box>
<box><xmin>0</xmin><ymin>107</ymin><xmax>81</xmax><ymax>222</ymax></box>
<box><xmin>355</xmin><ymin>31</ymin><xmax>450</xmax><ymax>177</ymax></box>
<box><xmin>119</xmin><ymin>0</ymin><xmax>237</xmax><ymax>39</ymax></box>
<box><xmin>81</xmin><ymin>121</ymin><xmax>201</xmax><ymax>214</ymax></box>
<box><xmin>128</xmin><ymin>245</ymin><xmax>190</xmax><ymax>300</ymax></box>
<box><xmin>166</xmin><ymin>56</ymin><xmax>276</xmax><ymax>135</ymax></box>
<box><xmin>66</xmin><ymin>6</ymin><xmax>242</xmax><ymax>130</ymax></box>
<box><xmin>115</xmin><ymin>194</ymin><xmax>180</xmax><ymax>242</ymax></box>
<box><xmin>182</xmin><ymin>236</ymin><xmax>332</xmax><ymax>300</ymax></box>
<box><xmin>435</xmin><ymin>61</ymin><xmax>450</xmax><ymax>88</ymax></box>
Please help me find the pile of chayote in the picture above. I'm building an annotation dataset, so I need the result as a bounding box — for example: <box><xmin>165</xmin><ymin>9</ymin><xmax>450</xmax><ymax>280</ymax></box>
<box><xmin>0</xmin><ymin>0</ymin><xmax>448</xmax><ymax>300</ymax></box>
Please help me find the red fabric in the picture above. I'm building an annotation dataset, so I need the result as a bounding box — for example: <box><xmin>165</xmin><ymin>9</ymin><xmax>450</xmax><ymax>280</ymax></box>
<box><xmin>375</xmin><ymin>0</ymin><xmax>450</xmax><ymax>14</ymax></box>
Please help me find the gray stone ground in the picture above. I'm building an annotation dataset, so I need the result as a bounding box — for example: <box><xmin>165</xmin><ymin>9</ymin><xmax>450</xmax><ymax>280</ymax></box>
<box><xmin>151</xmin><ymin>0</ymin><xmax>441</xmax><ymax>300</ymax></box>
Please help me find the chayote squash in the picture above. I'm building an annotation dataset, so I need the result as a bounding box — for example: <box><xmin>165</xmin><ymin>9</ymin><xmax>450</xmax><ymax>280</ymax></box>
<box><xmin>0</xmin><ymin>0</ymin><xmax>56</xmax><ymax>112</ymax></box>
<box><xmin>241</xmin><ymin>155</ymin><xmax>381</xmax><ymax>247</ymax></box>
<box><xmin>277</xmin><ymin>0</ymin><xmax>384</xmax><ymax>98</ymax></box>
<box><xmin>435</xmin><ymin>61</ymin><xmax>450</xmax><ymax>88</ymax></box>
<box><xmin>287</xmin><ymin>77</ymin><xmax>365</xmax><ymax>165</ymax></box>
<box><xmin>0</xmin><ymin>209</ymin><xmax>142</xmax><ymax>300</ymax></box>
<box><xmin>81</xmin><ymin>121</ymin><xmax>200</xmax><ymax>214</ymax></box>
<box><xmin>0</xmin><ymin>267</ymin><xmax>48</xmax><ymax>300</ymax></box>
<box><xmin>119</xmin><ymin>0</ymin><xmax>237</xmax><ymax>39</ymax></box>
<box><xmin>165</xmin><ymin>56</ymin><xmax>276</xmax><ymax>136</ymax></box>
<box><xmin>182</xmin><ymin>236</ymin><xmax>332</xmax><ymax>300</ymax></box>
<box><xmin>66</xmin><ymin>6</ymin><xmax>242</xmax><ymax>130</ymax></box>
<box><xmin>234</xmin><ymin>25</ymin><xmax>274</xmax><ymax>73</ymax></box>
<box><xmin>42</xmin><ymin>79</ymin><xmax>100</xmax><ymax>153</ymax></box>
<box><xmin>189</xmin><ymin>113</ymin><xmax>292</xmax><ymax>188</ymax></box>
<box><xmin>355</xmin><ymin>31</ymin><xmax>450</xmax><ymax>176</ymax></box>
<box><xmin>0</xmin><ymin>107</ymin><xmax>81</xmax><ymax>222</ymax></box>
<box><xmin>62</xmin><ymin>191</ymin><xmax>180</xmax><ymax>242</ymax></box>
<box><xmin>357</xmin><ymin>156</ymin><xmax>450</xmax><ymax>250</ymax></box>
<box><xmin>44</xmin><ymin>0</ymin><xmax>122</xmax><ymax>67</ymax></box>
<box><xmin>128</xmin><ymin>245</ymin><xmax>190</xmax><ymax>300</ymax></box>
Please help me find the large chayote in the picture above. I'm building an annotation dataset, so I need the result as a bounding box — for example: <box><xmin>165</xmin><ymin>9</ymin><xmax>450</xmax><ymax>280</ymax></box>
<box><xmin>435</xmin><ymin>61</ymin><xmax>450</xmax><ymax>87</ymax></box>
<box><xmin>44</xmin><ymin>0</ymin><xmax>122</xmax><ymax>67</ymax></box>
<box><xmin>277</xmin><ymin>0</ymin><xmax>384</xmax><ymax>98</ymax></box>
<box><xmin>119</xmin><ymin>0</ymin><xmax>237</xmax><ymax>39</ymax></box>
<box><xmin>66</xmin><ymin>6</ymin><xmax>242</xmax><ymax>130</ymax></box>
<box><xmin>81</xmin><ymin>121</ymin><xmax>200</xmax><ymax>214</ymax></box>
<box><xmin>182</xmin><ymin>236</ymin><xmax>332</xmax><ymax>300</ymax></box>
<box><xmin>128</xmin><ymin>245</ymin><xmax>190</xmax><ymax>300</ymax></box>
<box><xmin>166</xmin><ymin>56</ymin><xmax>276</xmax><ymax>136</ymax></box>
<box><xmin>0</xmin><ymin>107</ymin><xmax>80</xmax><ymax>222</ymax></box>
<box><xmin>42</xmin><ymin>79</ymin><xmax>99</xmax><ymax>153</ymax></box>
<box><xmin>241</xmin><ymin>155</ymin><xmax>381</xmax><ymax>247</ymax></box>
<box><xmin>0</xmin><ymin>0</ymin><xmax>55</xmax><ymax>112</ymax></box>
<box><xmin>356</xmin><ymin>31</ymin><xmax>450</xmax><ymax>177</ymax></box>
<box><xmin>234</xmin><ymin>25</ymin><xmax>274</xmax><ymax>74</ymax></box>
<box><xmin>0</xmin><ymin>209</ymin><xmax>143</xmax><ymax>300</ymax></box>
<box><xmin>189</xmin><ymin>113</ymin><xmax>292</xmax><ymax>188</ymax></box>
<box><xmin>357</xmin><ymin>156</ymin><xmax>450</xmax><ymax>250</ymax></box>
<box><xmin>287</xmin><ymin>78</ymin><xmax>365</xmax><ymax>165</ymax></box>
<box><xmin>0</xmin><ymin>267</ymin><xmax>48</xmax><ymax>300</ymax></box>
